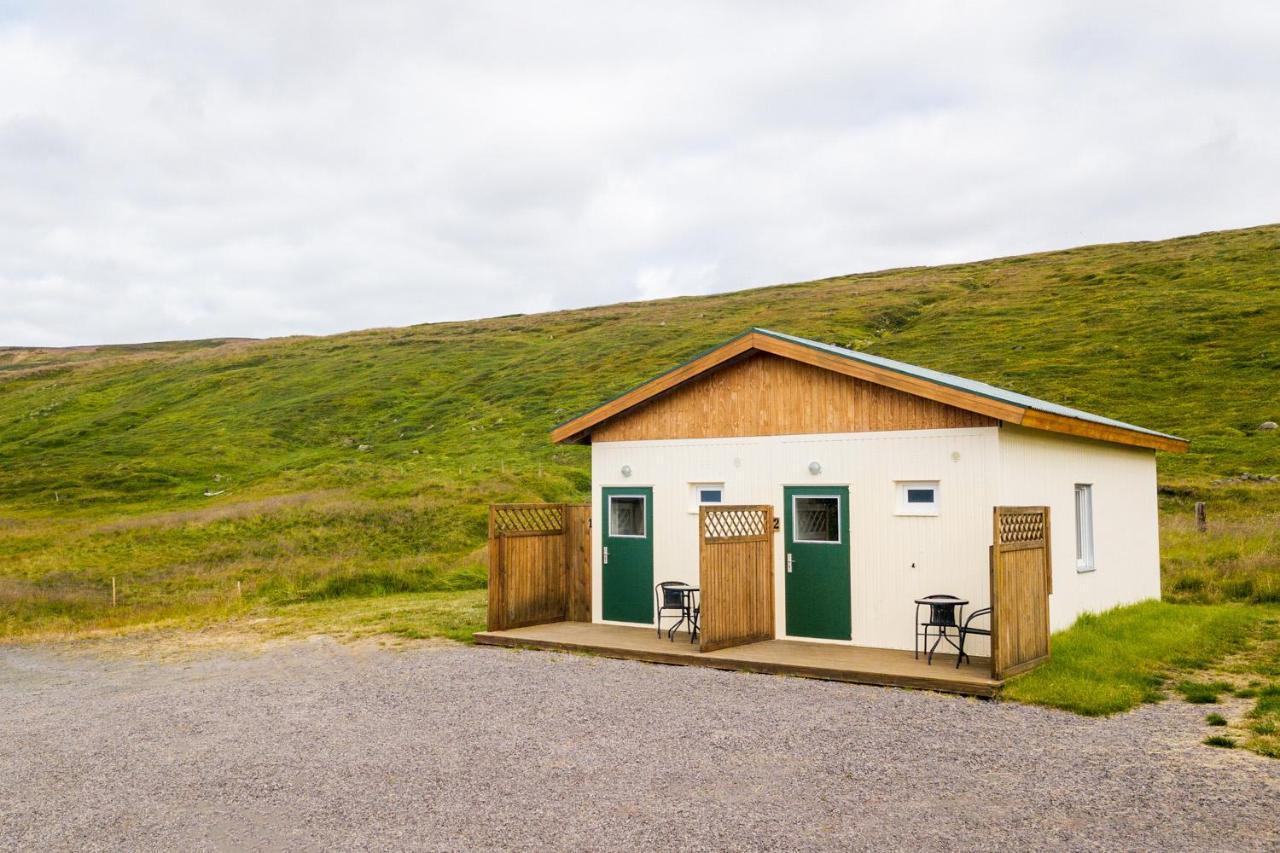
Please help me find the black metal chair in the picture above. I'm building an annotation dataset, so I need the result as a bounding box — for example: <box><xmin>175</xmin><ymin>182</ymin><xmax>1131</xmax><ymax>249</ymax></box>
<box><xmin>955</xmin><ymin>607</ymin><xmax>992</xmax><ymax>668</ymax></box>
<box><xmin>655</xmin><ymin>582</ymin><xmax>688</xmax><ymax>639</ymax></box>
<box><xmin>915</xmin><ymin>594</ymin><xmax>965</xmax><ymax>664</ymax></box>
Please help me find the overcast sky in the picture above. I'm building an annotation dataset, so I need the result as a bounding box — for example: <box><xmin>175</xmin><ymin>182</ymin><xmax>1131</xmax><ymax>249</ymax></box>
<box><xmin>2</xmin><ymin>2</ymin><xmax>1278</xmax><ymax>346</ymax></box>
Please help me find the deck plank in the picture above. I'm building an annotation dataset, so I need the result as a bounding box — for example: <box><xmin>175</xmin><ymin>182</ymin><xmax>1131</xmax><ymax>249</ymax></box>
<box><xmin>474</xmin><ymin>622</ymin><xmax>1001</xmax><ymax>697</ymax></box>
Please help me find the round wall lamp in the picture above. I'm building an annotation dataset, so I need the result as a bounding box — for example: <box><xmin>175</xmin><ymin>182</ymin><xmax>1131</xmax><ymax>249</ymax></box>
<box><xmin>808</xmin><ymin>461</ymin><xmax>822</xmax><ymax>475</ymax></box>
<box><xmin>621</xmin><ymin>464</ymin><xmax>633</xmax><ymax>478</ymax></box>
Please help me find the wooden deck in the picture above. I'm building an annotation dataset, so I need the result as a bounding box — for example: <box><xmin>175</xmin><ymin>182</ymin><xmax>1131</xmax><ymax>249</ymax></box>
<box><xmin>474</xmin><ymin>622</ymin><xmax>1002</xmax><ymax>697</ymax></box>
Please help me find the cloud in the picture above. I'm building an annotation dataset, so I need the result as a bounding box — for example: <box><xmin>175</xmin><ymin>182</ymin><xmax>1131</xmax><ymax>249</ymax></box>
<box><xmin>0</xmin><ymin>1</ymin><xmax>1277</xmax><ymax>345</ymax></box>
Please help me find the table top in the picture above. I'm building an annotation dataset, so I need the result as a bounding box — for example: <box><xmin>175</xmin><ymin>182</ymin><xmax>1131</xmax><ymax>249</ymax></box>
<box><xmin>666</xmin><ymin>584</ymin><xmax>699</xmax><ymax>592</ymax></box>
<box><xmin>915</xmin><ymin>595</ymin><xmax>967</xmax><ymax>606</ymax></box>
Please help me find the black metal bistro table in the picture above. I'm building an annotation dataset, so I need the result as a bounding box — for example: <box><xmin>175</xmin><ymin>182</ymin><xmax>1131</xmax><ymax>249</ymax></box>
<box><xmin>914</xmin><ymin>595</ymin><xmax>967</xmax><ymax>664</ymax></box>
<box><xmin>665</xmin><ymin>584</ymin><xmax>700</xmax><ymax>642</ymax></box>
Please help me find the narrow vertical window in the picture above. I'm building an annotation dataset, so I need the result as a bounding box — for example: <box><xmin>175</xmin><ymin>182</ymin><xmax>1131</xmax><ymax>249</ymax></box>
<box><xmin>1075</xmin><ymin>484</ymin><xmax>1095</xmax><ymax>572</ymax></box>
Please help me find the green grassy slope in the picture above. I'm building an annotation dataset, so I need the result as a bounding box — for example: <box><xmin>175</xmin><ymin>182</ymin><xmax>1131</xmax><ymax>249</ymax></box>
<box><xmin>2</xmin><ymin>224</ymin><xmax>1278</xmax><ymax>634</ymax></box>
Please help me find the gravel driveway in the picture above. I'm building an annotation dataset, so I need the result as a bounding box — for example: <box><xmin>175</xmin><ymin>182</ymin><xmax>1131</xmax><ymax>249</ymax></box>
<box><xmin>2</xmin><ymin>637</ymin><xmax>1278</xmax><ymax>852</ymax></box>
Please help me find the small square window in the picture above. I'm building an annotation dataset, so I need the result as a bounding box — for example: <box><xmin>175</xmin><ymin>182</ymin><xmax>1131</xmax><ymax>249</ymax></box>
<box><xmin>895</xmin><ymin>481</ymin><xmax>939</xmax><ymax>516</ymax></box>
<box><xmin>689</xmin><ymin>482</ymin><xmax>725</xmax><ymax>512</ymax></box>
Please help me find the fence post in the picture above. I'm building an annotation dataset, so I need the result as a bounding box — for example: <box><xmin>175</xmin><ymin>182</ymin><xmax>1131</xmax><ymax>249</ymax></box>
<box><xmin>111</xmin><ymin>576</ymin><xmax>117</xmax><ymax>607</ymax></box>
<box><xmin>487</xmin><ymin>505</ymin><xmax>502</xmax><ymax>631</ymax></box>
<box><xmin>560</xmin><ymin>504</ymin><xmax>570</xmax><ymax>621</ymax></box>
<box><xmin>1195</xmin><ymin>501</ymin><xmax>1207</xmax><ymax>533</ymax></box>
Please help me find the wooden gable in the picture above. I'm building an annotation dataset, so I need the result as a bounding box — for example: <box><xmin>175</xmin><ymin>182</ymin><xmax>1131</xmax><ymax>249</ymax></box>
<box><xmin>590</xmin><ymin>352</ymin><xmax>996</xmax><ymax>442</ymax></box>
<box><xmin>551</xmin><ymin>329</ymin><xmax>1188</xmax><ymax>452</ymax></box>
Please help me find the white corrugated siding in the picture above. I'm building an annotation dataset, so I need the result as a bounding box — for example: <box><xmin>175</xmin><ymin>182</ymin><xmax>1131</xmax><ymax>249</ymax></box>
<box><xmin>591</xmin><ymin>427</ymin><xmax>1000</xmax><ymax>653</ymax></box>
<box><xmin>996</xmin><ymin>424</ymin><xmax>1161</xmax><ymax>631</ymax></box>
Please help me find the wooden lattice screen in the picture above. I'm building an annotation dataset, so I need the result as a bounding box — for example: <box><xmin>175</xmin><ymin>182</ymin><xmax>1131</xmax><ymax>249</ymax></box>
<box><xmin>698</xmin><ymin>505</ymin><xmax>775</xmax><ymax>653</ymax></box>
<box><xmin>989</xmin><ymin>505</ymin><xmax>1052</xmax><ymax>678</ymax></box>
<box><xmin>488</xmin><ymin>503</ymin><xmax>591</xmax><ymax>631</ymax></box>
<box><xmin>491</xmin><ymin>504</ymin><xmax>565</xmax><ymax>535</ymax></box>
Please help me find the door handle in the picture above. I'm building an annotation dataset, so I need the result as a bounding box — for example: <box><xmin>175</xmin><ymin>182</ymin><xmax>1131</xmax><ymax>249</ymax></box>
<box><xmin>603</xmin><ymin>546</ymin><xmax>609</xmax><ymax>565</ymax></box>
<box><xmin>786</xmin><ymin>553</ymin><xmax>794</xmax><ymax>573</ymax></box>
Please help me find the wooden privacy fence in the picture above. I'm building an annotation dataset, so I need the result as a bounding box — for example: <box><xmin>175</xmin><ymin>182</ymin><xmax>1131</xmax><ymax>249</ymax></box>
<box><xmin>699</xmin><ymin>505</ymin><xmax>776</xmax><ymax>653</ymax></box>
<box><xmin>990</xmin><ymin>506</ymin><xmax>1052</xmax><ymax>678</ymax></box>
<box><xmin>488</xmin><ymin>503</ymin><xmax>591</xmax><ymax>631</ymax></box>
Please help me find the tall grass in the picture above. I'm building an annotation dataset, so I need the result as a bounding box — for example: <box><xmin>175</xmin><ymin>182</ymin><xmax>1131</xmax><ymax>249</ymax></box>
<box><xmin>1161</xmin><ymin>499</ymin><xmax>1280</xmax><ymax>604</ymax></box>
<box><xmin>1002</xmin><ymin>601</ymin><xmax>1269</xmax><ymax>715</ymax></box>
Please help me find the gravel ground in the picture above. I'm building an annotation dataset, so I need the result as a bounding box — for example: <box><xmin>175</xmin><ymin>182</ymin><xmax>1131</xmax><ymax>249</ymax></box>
<box><xmin>2</xmin><ymin>638</ymin><xmax>1278</xmax><ymax>852</ymax></box>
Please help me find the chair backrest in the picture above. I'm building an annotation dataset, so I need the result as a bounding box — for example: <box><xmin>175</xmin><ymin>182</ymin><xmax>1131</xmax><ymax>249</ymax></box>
<box><xmin>657</xmin><ymin>582</ymin><xmax>685</xmax><ymax>609</ymax></box>
<box><xmin>928</xmin><ymin>603</ymin><xmax>958</xmax><ymax>626</ymax></box>
<box><xmin>923</xmin><ymin>594</ymin><xmax>962</xmax><ymax>627</ymax></box>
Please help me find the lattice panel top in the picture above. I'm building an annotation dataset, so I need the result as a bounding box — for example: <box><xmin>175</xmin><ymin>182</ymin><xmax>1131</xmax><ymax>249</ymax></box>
<box><xmin>703</xmin><ymin>507</ymin><xmax>768</xmax><ymax>540</ymax></box>
<box><xmin>999</xmin><ymin>511</ymin><xmax>1046</xmax><ymax>545</ymax></box>
<box><xmin>493</xmin><ymin>504</ymin><xmax>564</xmax><ymax>535</ymax></box>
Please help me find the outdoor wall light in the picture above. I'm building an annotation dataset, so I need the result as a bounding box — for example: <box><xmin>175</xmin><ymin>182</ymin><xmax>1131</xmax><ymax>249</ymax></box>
<box><xmin>808</xmin><ymin>461</ymin><xmax>822</xmax><ymax>475</ymax></box>
<box><xmin>621</xmin><ymin>464</ymin><xmax>632</xmax><ymax>478</ymax></box>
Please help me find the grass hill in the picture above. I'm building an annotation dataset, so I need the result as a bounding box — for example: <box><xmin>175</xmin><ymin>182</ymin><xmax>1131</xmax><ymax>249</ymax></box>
<box><xmin>2</xmin><ymin>224</ymin><xmax>1278</xmax><ymax>636</ymax></box>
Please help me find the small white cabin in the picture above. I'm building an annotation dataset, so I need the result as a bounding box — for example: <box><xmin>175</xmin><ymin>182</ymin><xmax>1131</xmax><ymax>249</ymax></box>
<box><xmin>551</xmin><ymin>328</ymin><xmax>1187</xmax><ymax>661</ymax></box>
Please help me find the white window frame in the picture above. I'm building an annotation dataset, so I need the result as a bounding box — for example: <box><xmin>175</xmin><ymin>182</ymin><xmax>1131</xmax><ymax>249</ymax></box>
<box><xmin>791</xmin><ymin>494</ymin><xmax>843</xmax><ymax>545</ymax></box>
<box><xmin>689</xmin><ymin>482</ymin><xmax>725</xmax><ymax>513</ymax></box>
<box><xmin>1075</xmin><ymin>484</ymin><xmax>1095</xmax><ymax>572</ymax></box>
<box><xmin>895</xmin><ymin>481</ymin><xmax>940</xmax><ymax>516</ymax></box>
<box><xmin>607</xmin><ymin>494</ymin><xmax>647</xmax><ymax>539</ymax></box>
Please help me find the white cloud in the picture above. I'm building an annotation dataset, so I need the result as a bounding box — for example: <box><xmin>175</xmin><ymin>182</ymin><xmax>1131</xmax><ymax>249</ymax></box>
<box><xmin>1</xmin><ymin>1</ymin><xmax>1278</xmax><ymax>345</ymax></box>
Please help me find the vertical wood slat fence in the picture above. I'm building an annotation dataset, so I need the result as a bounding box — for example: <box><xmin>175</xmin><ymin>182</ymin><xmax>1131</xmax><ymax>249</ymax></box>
<box><xmin>989</xmin><ymin>505</ymin><xmax>1052</xmax><ymax>679</ymax></box>
<box><xmin>488</xmin><ymin>503</ymin><xmax>591</xmax><ymax>631</ymax></box>
<box><xmin>565</xmin><ymin>503</ymin><xmax>592</xmax><ymax>622</ymax></box>
<box><xmin>699</xmin><ymin>505</ymin><xmax>776</xmax><ymax>653</ymax></box>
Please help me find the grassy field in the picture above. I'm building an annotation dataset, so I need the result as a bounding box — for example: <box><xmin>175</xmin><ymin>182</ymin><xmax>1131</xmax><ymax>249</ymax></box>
<box><xmin>1005</xmin><ymin>601</ymin><xmax>1280</xmax><ymax>758</ymax></box>
<box><xmin>1161</xmin><ymin>499</ymin><xmax>1280</xmax><ymax>604</ymax></box>
<box><xmin>1</xmin><ymin>223</ymin><xmax>1278</xmax><ymax>637</ymax></box>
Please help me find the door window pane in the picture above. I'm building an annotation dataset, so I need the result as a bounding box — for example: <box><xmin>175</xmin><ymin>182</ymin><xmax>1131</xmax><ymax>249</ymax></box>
<box><xmin>609</xmin><ymin>496</ymin><xmax>646</xmax><ymax>537</ymax></box>
<box><xmin>794</xmin><ymin>496</ymin><xmax>840</xmax><ymax>543</ymax></box>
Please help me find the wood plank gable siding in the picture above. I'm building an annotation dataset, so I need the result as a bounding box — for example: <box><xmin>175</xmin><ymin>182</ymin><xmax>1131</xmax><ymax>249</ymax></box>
<box><xmin>590</xmin><ymin>352</ymin><xmax>995</xmax><ymax>442</ymax></box>
<box><xmin>550</xmin><ymin>330</ymin><xmax>1188</xmax><ymax>453</ymax></box>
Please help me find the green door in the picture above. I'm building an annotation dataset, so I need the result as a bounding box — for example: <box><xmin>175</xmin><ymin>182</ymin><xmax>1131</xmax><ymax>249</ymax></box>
<box><xmin>602</xmin><ymin>487</ymin><xmax>654</xmax><ymax>624</ymax></box>
<box><xmin>784</xmin><ymin>486</ymin><xmax>851</xmax><ymax>640</ymax></box>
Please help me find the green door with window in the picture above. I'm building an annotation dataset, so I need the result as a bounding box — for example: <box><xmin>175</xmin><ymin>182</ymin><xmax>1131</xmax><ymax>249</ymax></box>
<box><xmin>784</xmin><ymin>486</ymin><xmax>851</xmax><ymax>640</ymax></box>
<box><xmin>602</xmin><ymin>487</ymin><xmax>654</xmax><ymax>624</ymax></box>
